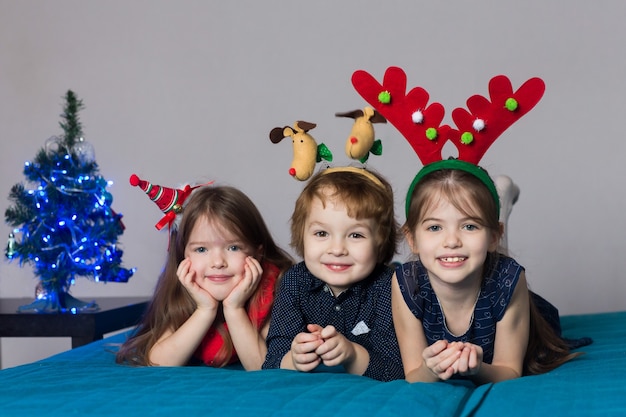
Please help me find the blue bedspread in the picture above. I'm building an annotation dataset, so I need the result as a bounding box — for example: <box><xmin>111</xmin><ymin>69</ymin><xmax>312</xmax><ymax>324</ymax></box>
<box><xmin>472</xmin><ymin>311</ymin><xmax>626</xmax><ymax>416</ymax></box>
<box><xmin>1</xmin><ymin>311</ymin><xmax>625</xmax><ymax>416</ymax></box>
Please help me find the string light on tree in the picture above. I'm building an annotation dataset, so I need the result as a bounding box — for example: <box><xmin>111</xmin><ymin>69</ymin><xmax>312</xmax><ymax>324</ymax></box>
<box><xmin>4</xmin><ymin>90</ymin><xmax>135</xmax><ymax>313</ymax></box>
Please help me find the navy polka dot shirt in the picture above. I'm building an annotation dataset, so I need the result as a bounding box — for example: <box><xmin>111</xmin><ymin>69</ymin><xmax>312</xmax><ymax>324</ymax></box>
<box><xmin>262</xmin><ymin>262</ymin><xmax>404</xmax><ymax>382</ymax></box>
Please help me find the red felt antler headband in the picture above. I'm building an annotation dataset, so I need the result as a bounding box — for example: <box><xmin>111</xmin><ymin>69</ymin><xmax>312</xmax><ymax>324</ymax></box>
<box><xmin>351</xmin><ymin>66</ymin><xmax>545</xmax><ymax>165</ymax></box>
<box><xmin>351</xmin><ymin>66</ymin><xmax>545</xmax><ymax>215</ymax></box>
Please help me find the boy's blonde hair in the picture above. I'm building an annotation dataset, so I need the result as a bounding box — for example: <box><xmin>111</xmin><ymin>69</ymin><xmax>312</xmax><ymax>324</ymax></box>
<box><xmin>290</xmin><ymin>168</ymin><xmax>398</xmax><ymax>264</ymax></box>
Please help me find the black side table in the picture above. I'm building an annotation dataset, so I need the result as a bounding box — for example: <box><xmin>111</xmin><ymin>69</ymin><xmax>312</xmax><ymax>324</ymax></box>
<box><xmin>0</xmin><ymin>297</ymin><xmax>148</xmax><ymax>348</ymax></box>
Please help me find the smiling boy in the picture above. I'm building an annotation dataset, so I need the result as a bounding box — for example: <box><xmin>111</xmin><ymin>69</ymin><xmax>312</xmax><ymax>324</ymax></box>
<box><xmin>262</xmin><ymin>168</ymin><xmax>404</xmax><ymax>382</ymax></box>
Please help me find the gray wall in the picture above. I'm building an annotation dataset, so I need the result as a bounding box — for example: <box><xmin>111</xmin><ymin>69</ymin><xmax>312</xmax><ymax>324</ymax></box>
<box><xmin>1</xmin><ymin>1</ymin><xmax>624</xmax><ymax>365</ymax></box>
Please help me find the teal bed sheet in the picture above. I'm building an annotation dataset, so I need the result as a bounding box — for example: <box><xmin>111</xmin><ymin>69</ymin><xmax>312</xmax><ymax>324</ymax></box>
<box><xmin>471</xmin><ymin>311</ymin><xmax>626</xmax><ymax>416</ymax></box>
<box><xmin>0</xmin><ymin>335</ymin><xmax>474</xmax><ymax>416</ymax></box>
<box><xmin>0</xmin><ymin>311</ymin><xmax>624</xmax><ymax>416</ymax></box>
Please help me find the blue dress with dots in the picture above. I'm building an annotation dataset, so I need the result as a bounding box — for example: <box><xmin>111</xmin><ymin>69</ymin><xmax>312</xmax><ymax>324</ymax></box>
<box><xmin>395</xmin><ymin>254</ymin><xmax>523</xmax><ymax>364</ymax></box>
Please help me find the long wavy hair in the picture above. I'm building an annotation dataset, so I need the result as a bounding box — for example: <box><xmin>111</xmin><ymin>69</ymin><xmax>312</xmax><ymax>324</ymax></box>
<box><xmin>115</xmin><ymin>186</ymin><xmax>292</xmax><ymax>367</ymax></box>
<box><xmin>404</xmin><ymin>168</ymin><xmax>580</xmax><ymax>375</ymax></box>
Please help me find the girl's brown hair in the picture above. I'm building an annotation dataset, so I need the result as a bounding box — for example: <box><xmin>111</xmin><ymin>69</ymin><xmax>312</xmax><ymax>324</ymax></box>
<box><xmin>404</xmin><ymin>169</ymin><xmax>501</xmax><ymax>240</ymax></box>
<box><xmin>115</xmin><ymin>186</ymin><xmax>292</xmax><ymax>367</ymax></box>
<box><xmin>290</xmin><ymin>168</ymin><xmax>398</xmax><ymax>265</ymax></box>
<box><xmin>405</xmin><ymin>168</ymin><xmax>580</xmax><ymax>375</ymax></box>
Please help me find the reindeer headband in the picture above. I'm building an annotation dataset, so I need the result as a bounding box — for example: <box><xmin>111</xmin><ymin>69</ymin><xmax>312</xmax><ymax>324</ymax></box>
<box><xmin>351</xmin><ymin>66</ymin><xmax>545</xmax><ymax>216</ymax></box>
<box><xmin>269</xmin><ymin>108</ymin><xmax>387</xmax><ymax>188</ymax></box>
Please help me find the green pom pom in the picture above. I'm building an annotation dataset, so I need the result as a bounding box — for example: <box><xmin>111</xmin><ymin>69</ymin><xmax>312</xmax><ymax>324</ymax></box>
<box><xmin>461</xmin><ymin>132</ymin><xmax>474</xmax><ymax>145</ymax></box>
<box><xmin>378</xmin><ymin>91</ymin><xmax>391</xmax><ymax>104</ymax></box>
<box><xmin>425</xmin><ymin>128</ymin><xmax>438</xmax><ymax>140</ymax></box>
<box><xmin>505</xmin><ymin>98</ymin><xmax>518</xmax><ymax>111</ymax></box>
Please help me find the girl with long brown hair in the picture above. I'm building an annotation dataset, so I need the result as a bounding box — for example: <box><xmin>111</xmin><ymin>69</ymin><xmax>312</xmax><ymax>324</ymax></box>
<box><xmin>116</xmin><ymin>184</ymin><xmax>292</xmax><ymax>369</ymax></box>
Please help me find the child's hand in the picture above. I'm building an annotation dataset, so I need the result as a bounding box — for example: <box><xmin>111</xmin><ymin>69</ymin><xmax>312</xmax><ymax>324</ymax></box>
<box><xmin>454</xmin><ymin>343</ymin><xmax>483</xmax><ymax>377</ymax></box>
<box><xmin>223</xmin><ymin>256</ymin><xmax>263</xmax><ymax>310</ymax></box>
<box><xmin>289</xmin><ymin>324</ymin><xmax>324</xmax><ymax>372</ymax></box>
<box><xmin>422</xmin><ymin>340</ymin><xmax>464</xmax><ymax>381</ymax></box>
<box><xmin>314</xmin><ymin>325</ymin><xmax>356</xmax><ymax>368</ymax></box>
<box><xmin>177</xmin><ymin>257</ymin><xmax>218</xmax><ymax>311</ymax></box>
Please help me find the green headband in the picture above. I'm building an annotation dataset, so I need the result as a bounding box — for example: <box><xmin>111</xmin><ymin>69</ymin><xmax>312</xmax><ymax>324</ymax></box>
<box><xmin>405</xmin><ymin>159</ymin><xmax>500</xmax><ymax>218</ymax></box>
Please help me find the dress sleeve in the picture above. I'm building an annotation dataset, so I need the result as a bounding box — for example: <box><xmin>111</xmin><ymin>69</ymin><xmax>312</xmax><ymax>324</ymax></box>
<box><xmin>492</xmin><ymin>256</ymin><xmax>524</xmax><ymax>321</ymax></box>
<box><xmin>395</xmin><ymin>261</ymin><xmax>424</xmax><ymax>320</ymax></box>
<box><xmin>249</xmin><ymin>262</ymin><xmax>280</xmax><ymax>328</ymax></box>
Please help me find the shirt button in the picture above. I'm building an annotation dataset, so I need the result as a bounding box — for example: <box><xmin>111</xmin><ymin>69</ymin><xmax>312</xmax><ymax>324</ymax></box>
<box><xmin>334</xmin><ymin>305</ymin><xmax>341</xmax><ymax>311</ymax></box>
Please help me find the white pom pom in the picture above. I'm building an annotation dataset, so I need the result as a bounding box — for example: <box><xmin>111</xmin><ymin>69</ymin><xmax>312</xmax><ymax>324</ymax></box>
<box><xmin>473</xmin><ymin>118</ymin><xmax>485</xmax><ymax>131</ymax></box>
<box><xmin>412</xmin><ymin>110</ymin><xmax>424</xmax><ymax>124</ymax></box>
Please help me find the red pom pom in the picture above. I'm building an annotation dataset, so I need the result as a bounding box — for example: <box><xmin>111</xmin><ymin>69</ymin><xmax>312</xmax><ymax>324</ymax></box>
<box><xmin>129</xmin><ymin>174</ymin><xmax>140</xmax><ymax>186</ymax></box>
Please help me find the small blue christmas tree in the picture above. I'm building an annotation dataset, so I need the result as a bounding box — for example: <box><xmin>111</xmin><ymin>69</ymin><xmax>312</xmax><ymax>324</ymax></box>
<box><xmin>5</xmin><ymin>90</ymin><xmax>135</xmax><ymax>313</ymax></box>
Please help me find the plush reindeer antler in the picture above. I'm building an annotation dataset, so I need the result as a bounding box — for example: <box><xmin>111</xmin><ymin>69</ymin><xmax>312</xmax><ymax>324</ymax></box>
<box><xmin>448</xmin><ymin>75</ymin><xmax>545</xmax><ymax>164</ymax></box>
<box><xmin>351</xmin><ymin>66</ymin><xmax>545</xmax><ymax>166</ymax></box>
<box><xmin>351</xmin><ymin>66</ymin><xmax>448</xmax><ymax>165</ymax></box>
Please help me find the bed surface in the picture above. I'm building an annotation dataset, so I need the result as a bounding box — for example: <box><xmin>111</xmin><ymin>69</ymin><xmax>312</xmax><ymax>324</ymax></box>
<box><xmin>1</xmin><ymin>311</ymin><xmax>625</xmax><ymax>416</ymax></box>
<box><xmin>472</xmin><ymin>311</ymin><xmax>626</xmax><ymax>416</ymax></box>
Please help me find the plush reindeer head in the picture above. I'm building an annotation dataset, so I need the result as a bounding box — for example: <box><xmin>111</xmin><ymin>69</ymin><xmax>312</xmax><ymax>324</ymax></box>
<box><xmin>269</xmin><ymin>121</ymin><xmax>333</xmax><ymax>181</ymax></box>
<box><xmin>335</xmin><ymin>107</ymin><xmax>386</xmax><ymax>163</ymax></box>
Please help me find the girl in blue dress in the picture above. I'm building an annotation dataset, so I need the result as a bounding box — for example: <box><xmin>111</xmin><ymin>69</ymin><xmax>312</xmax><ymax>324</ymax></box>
<box><xmin>392</xmin><ymin>162</ymin><xmax>581</xmax><ymax>384</ymax></box>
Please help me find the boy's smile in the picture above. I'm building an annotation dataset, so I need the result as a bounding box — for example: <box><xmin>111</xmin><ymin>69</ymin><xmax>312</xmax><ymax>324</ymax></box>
<box><xmin>303</xmin><ymin>196</ymin><xmax>378</xmax><ymax>296</ymax></box>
